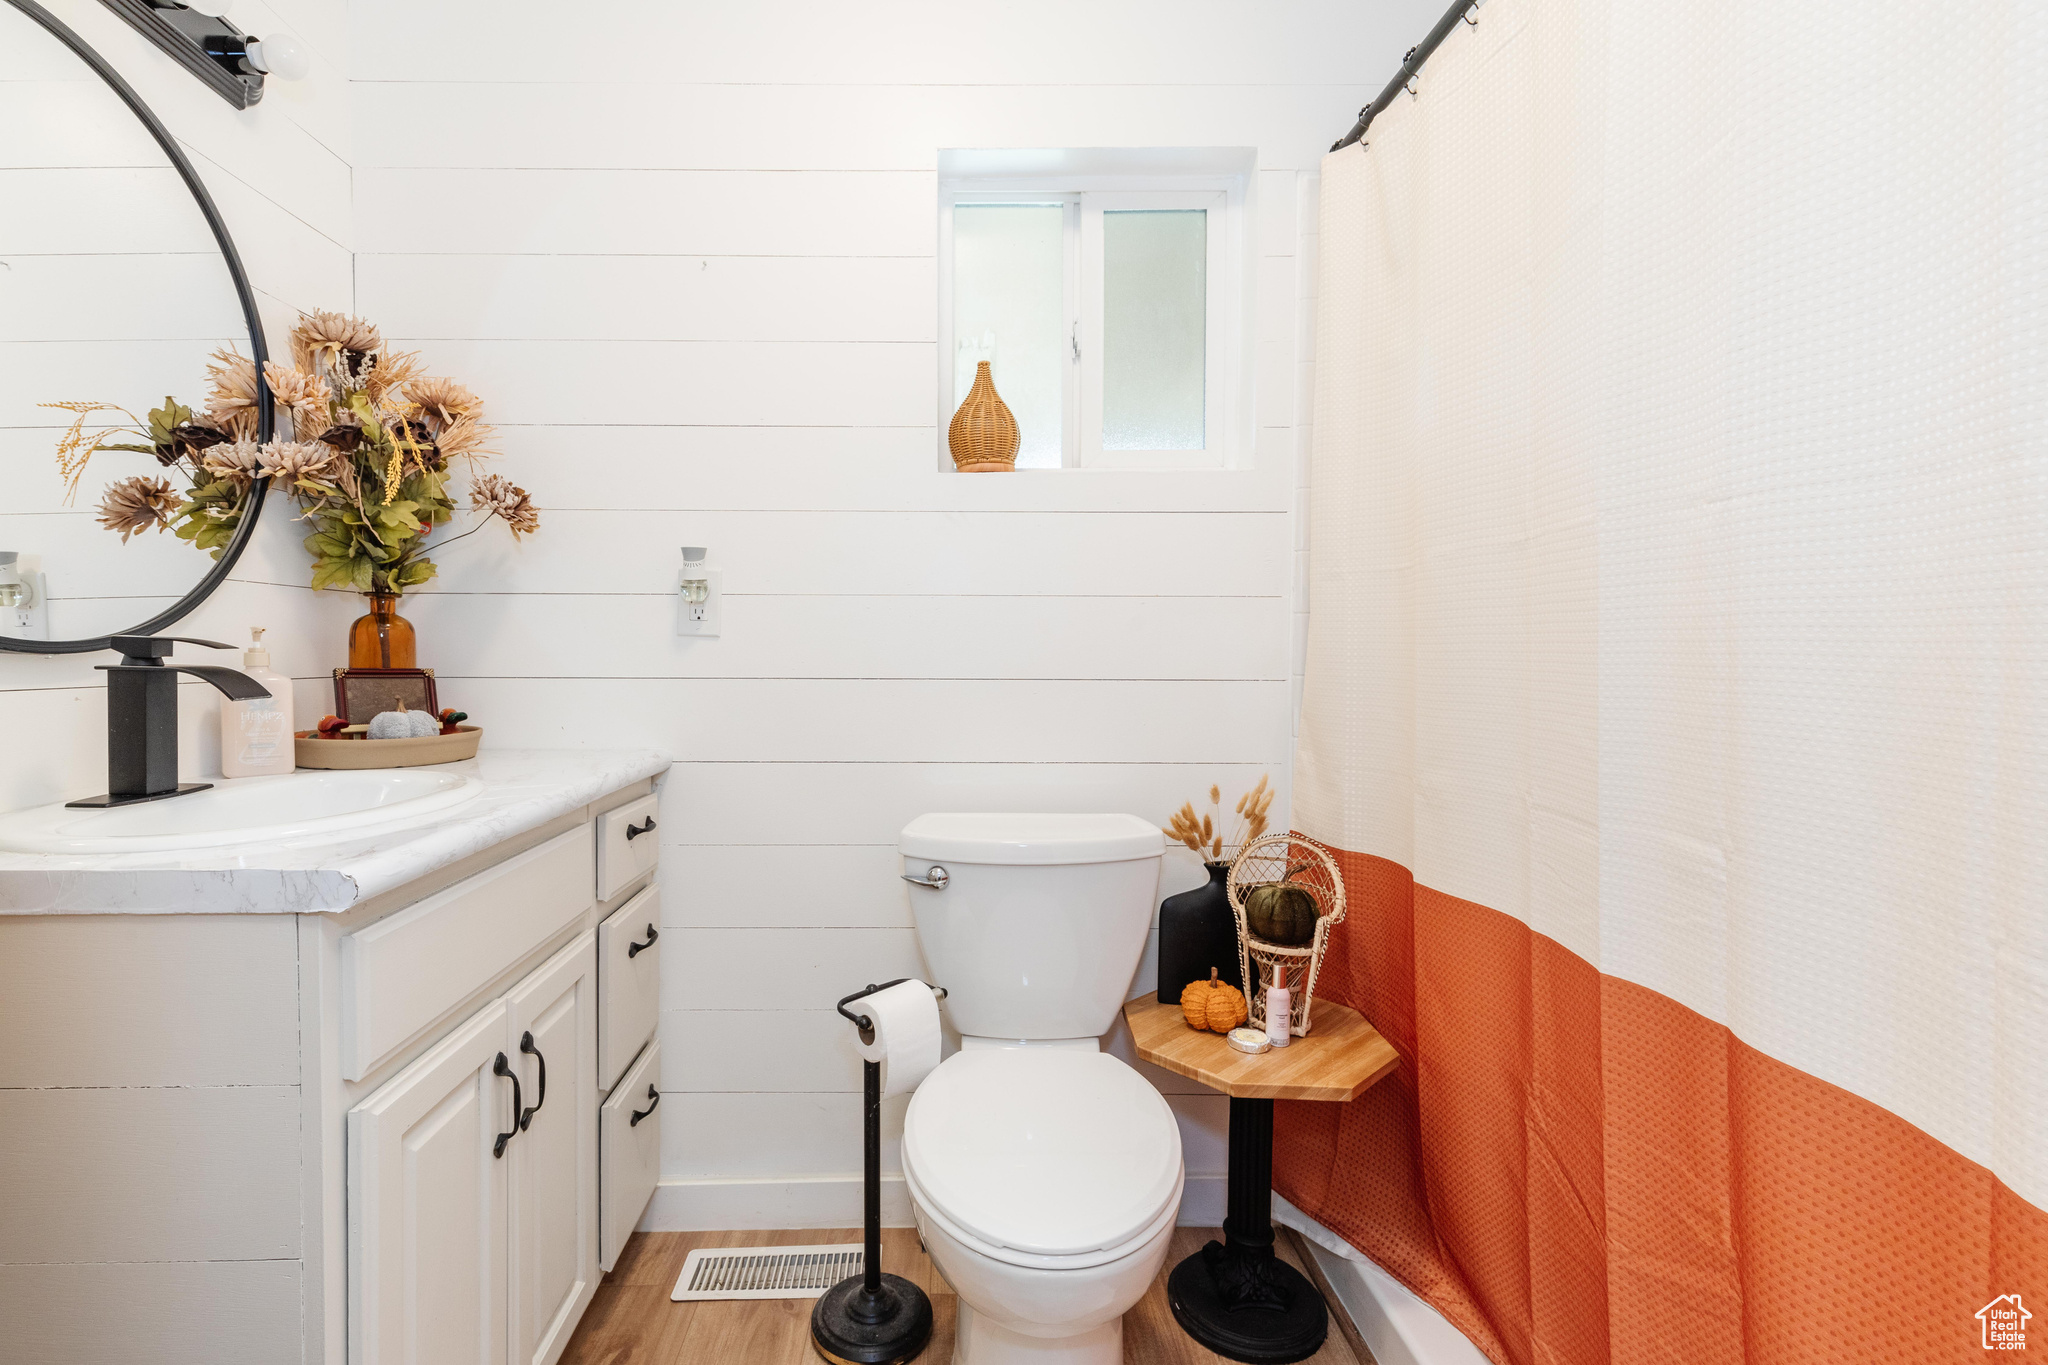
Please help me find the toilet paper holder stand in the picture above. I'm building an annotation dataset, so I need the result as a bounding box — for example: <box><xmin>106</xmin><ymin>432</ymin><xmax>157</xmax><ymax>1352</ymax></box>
<box><xmin>813</xmin><ymin>979</ymin><xmax>948</xmax><ymax>1365</ymax></box>
<box><xmin>837</xmin><ymin>977</ymin><xmax>947</xmax><ymax>1043</ymax></box>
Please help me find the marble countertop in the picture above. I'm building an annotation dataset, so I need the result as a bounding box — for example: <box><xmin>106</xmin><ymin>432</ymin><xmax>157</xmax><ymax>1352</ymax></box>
<box><xmin>0</xmin><ymin>749</ymin><xmax>669</xmax><ymax>915</ymax></box>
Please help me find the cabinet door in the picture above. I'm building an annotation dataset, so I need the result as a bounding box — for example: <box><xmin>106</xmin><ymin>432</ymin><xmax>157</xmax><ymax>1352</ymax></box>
<box><xmin>349</xmin><ymin>998</ymin><xmax>513</xmax><ymax>1365</ymax></box>
<box><xmin>505</xmin><ymin>932</ymin><xmax>599</xmax><ymax>1365</ymax></box>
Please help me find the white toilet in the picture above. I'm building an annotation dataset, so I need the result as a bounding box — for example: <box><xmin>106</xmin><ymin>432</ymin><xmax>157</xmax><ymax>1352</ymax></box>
<box><xmin>897</xmin><ymin>813</ymin><xmax>1183</xmax><ymax>1365</ymax></box>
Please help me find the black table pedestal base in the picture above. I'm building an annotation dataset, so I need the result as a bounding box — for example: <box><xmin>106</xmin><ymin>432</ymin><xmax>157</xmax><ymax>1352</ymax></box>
<box><xmin>1168</xmin><ymin>1250</ymin><xmax>1327</xmax><ymax>1364</ymax></box>
<box><xmin>1164</xmin><ymin>1097</ymin><xmax>1328</xmax><ymax>1364</ymax></box>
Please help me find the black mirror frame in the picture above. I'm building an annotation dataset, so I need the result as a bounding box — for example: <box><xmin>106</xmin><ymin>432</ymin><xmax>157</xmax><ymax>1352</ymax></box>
<box><xmin>2</xmin><ymin>0</ymin><xmax>273</xmax><ymax>657</ymax></box>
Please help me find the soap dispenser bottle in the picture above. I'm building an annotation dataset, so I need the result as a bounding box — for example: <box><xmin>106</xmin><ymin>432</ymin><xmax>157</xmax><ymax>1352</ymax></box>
<box><xmin>220</xmin><ymin>627</ymin><xmax>294</xmax><ymax>777</ymax></box>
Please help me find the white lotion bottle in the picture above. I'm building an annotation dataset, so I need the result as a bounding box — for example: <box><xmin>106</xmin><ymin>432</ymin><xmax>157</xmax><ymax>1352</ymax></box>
<box><xmin>220</xmin><ymin>627</ymin><xmax>294</xmax><ymax>777</ymax></box>
<box><xmin>1265</xmin><ymin>966</ymin><xmax>1292</xmax><ymax>1048</ymax></box>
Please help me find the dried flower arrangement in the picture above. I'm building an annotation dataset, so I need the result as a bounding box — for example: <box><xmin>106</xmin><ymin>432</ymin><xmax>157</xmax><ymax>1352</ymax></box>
<box><xmin>44</xmin><ymin>310</ymin><xmax>538</xmax><ymax>594</ymax></box>
<box><xmin>1164</xmin><ymin>774</ymin><xmax>1274</xmax><ymax>863</ymax></box>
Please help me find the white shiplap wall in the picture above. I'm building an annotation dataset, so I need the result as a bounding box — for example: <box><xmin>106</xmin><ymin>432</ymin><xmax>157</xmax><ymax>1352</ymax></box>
<box><xmin>0</xmin><ymin>0</ymin><xmax>357</xmax><ymax>813</ymax></box>
<box><xmin>346</xmin><ymin>0</ymin><xmax>1436</xmax><ymax>1228</ymax></box>
<box><xmin>0</xmin><ymin>2</ymin><xmax>354</xmax><ymax>1354</ymax></box>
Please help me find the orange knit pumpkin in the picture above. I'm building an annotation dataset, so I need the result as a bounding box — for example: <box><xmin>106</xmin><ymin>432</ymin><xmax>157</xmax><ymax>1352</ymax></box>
<box><xmin>1179</xmin><ymin>968</ymin><xmax>1248</xmax><ymax>1033</ymax></box>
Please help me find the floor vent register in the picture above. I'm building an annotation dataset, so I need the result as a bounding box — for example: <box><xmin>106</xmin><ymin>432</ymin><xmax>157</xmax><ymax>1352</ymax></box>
<box><xmin>671</xmin><ymin>1243</ymin><xmax>868</xmax><ymax>1301</ymax></box>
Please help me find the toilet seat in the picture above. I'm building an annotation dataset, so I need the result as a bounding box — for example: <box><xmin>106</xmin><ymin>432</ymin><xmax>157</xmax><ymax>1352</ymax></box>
<box><xmin>904</xmin><ymin>1161</ymin><xmax>1184</xmax><ymax>1273</ymax></box>
<box><xmin>902</xmin><ymin>1049</ymin><xmax>1183</xmax><ymax>1264</ymax></box>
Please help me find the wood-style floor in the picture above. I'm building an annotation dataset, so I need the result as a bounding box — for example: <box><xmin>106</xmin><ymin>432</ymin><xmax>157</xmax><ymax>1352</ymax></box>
<box><xmin>560</xmin><ymin>1227</ymin><xmax>1375</xmax><ymax>1365</ymax></box>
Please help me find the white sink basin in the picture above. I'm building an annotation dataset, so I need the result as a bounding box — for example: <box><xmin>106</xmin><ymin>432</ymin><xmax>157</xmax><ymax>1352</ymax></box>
<box><xmin>0</xmin><ymin>769</ymin><xmax>485</xmax><ymax>855</ymax></box>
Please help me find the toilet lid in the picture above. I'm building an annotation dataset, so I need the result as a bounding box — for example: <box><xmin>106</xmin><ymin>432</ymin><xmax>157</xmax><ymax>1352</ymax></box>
<box><xmin>903</xmin><ymin>1049</ymin><xmax>1183</xmax><ymax>1258</ymax></box>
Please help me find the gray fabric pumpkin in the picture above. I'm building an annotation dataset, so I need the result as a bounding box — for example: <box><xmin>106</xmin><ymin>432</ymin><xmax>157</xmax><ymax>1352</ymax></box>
<box><xmin>367</xmin><ymin>706</ymin><xmax>440</xmax><ymax>740</ymax></box>
<box><xmin>1244</xmin><ymin>882</ymin><xmax>1319</xmax><ymax>945</ymax></box>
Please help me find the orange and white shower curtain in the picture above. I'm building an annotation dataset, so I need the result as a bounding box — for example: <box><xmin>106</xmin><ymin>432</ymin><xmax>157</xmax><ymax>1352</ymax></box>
<box><xmin>1276</xmin><ymin>1</ymin><xmax>2045</xmax><ymax>1361</ymax></box>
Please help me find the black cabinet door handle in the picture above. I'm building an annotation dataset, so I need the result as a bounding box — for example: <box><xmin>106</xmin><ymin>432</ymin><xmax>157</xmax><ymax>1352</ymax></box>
<box><xmin>625</xmin><ymin>817</ymin><xmax>656</xmax><ymax>841</ymax></box>
<box><xmin>518</xmin><ymin>1030</ymin><xmax>546</xmax><ymax>1130</ymax></box>
<box><xmin>626</xmin><ymin>923</ymin><xmax>659</xmax><ymax>958</ymax></box>
<box><xmin>630</xmin><ymin>1084</ymin><xmax>660</xmax><ymax>1126</ymax></box>
<box><xmin>492</xmin><ymin>1052</ymin><xmax>522</xmax><ymax>1158</ymax></box>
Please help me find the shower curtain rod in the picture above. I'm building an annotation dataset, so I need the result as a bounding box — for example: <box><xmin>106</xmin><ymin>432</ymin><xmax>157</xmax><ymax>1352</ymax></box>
<box><xmin>1331</xmin><ymin>0</ymin><xmax>1482</xmax><ymax>152</ymax></box>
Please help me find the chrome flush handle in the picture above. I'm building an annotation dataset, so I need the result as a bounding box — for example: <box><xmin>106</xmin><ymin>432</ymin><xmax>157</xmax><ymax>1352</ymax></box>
<box><xmin>901</xmin><ymin>864</ymin><xmax>949</xmax><ymax>890</ymax></box>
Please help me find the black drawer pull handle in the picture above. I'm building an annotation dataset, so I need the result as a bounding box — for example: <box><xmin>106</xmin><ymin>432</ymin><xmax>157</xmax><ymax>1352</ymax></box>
<box><xmin>627</xmin><ymin>924</ymin><xmax>659</xmax><ymax>958</ymax></box>
<box><xmin>625</xmin><ymin>817</ymin><xmax>656</xmax><ymax>841</ymax></box>
<box><xmin>518</xmin><ymin>1031</ymin><xmax>546</xmax><ymax>1130</ymax></box>
<box><xmin>492</xmin><ymin>1052</ymin><xmax>521</xmax><ymax>1158</ymax></box>
<box><xmin>630</xmin><ymin>1085</ymin><xmax>660</xmax><ymax>1126</ymax></box>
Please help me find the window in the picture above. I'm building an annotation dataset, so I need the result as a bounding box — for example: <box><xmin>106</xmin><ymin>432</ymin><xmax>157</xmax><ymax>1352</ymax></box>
<box><xmin>939</xmin><ymin>159</ymin><xmax>1248</xmax><ymax>471</ymax></box>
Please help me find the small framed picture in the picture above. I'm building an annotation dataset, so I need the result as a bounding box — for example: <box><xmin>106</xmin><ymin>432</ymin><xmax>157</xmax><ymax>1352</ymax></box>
<box><xmin>333</xmin><ymin>668</ymin><xmax>439</xmax><ymax>725</ymax></box>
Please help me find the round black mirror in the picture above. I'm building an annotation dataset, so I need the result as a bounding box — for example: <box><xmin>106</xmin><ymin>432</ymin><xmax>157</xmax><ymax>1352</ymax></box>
<box><xmin>0</xmin><ymin>0</ymin><xmax>272</xmax><ymax>655</ymax></box>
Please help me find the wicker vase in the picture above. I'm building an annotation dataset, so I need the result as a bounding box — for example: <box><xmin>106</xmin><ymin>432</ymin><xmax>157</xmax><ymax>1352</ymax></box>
<box><xmin>948</xmin><ymin>360</ymin><xmax>1019</xmax><ymax>473</ymax></box>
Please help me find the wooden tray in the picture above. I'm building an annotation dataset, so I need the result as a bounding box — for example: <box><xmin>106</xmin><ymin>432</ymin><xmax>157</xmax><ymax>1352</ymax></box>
<box><xmin>294</xmin><ymin>725</ymin><xmax>482</xmax><ymax>770</ymax></box>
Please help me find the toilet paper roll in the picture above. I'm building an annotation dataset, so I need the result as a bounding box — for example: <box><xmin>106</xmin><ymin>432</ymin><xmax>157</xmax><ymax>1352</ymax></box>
<box><xmin>852</xmin><ymin>979</ymin><xmax>942</xmax><ymax>1099</ymax></box>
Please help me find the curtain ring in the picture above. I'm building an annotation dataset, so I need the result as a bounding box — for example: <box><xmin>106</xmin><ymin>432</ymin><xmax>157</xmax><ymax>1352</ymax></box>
<box><xmin>1463</xmin><ymin>11</ymin><xmax>1478</xmax><ymax>25</ymax></box>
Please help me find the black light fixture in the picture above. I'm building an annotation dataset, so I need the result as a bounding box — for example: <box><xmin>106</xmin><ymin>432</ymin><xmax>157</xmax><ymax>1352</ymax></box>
<box><xmin>98</xmin><ymin>0</ymin><xmax>308</xmax><ymax>109</ymax></box>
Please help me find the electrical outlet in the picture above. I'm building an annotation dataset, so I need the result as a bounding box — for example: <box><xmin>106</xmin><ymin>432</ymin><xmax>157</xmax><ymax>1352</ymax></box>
<box><xmin>676</xmin><ymin>564</ymin><xmax>723</xmax><ymax>637</ymax></box>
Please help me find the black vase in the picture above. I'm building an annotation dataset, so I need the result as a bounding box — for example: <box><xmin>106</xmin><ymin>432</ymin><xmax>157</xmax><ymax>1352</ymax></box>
<box><xmin>1157</xmin><ymin>861</ymin><xmax>1244</xmax><ymax>1006</ymax></box>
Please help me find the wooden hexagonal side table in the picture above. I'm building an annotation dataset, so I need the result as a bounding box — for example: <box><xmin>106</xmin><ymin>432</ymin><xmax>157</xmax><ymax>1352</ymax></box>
<box><xmin>1123</xmin><ymin>992</ymin><xmax>1399</xmax><ymax>1363</ymax></box>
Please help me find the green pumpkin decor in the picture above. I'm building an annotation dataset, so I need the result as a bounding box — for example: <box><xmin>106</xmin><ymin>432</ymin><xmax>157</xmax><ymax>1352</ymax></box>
<box><xmin>1244</xmin><ymin>882</ymin><xmax>1320</xmax><ymax>946</ymax></box>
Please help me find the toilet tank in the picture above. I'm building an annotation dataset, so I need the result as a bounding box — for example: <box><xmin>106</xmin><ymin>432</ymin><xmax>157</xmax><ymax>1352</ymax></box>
<box><xmin>899</xmin><ymin>813</ymin><xmax>1163</xmax><ymax>1043</ymax></box>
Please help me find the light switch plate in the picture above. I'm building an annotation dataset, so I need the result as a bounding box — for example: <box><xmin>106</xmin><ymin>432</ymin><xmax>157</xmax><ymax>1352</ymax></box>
<box><xmin>676</xmin><ymin>565</ymin><xmax>723</xmax><ymax>637</ymax></box>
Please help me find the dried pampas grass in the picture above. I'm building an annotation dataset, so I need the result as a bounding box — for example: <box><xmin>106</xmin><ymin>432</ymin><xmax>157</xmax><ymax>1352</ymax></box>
<box><xmin>1165</xmin><ymin>774</ymin><xmax>1274</xmax><ymax>863</ymax></box>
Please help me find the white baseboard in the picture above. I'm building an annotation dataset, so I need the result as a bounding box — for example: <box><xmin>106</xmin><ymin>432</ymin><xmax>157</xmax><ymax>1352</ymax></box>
<box><xmin>640</xmin><ymin>1173</ymin><xmax>1227</xmax><ymax>1232</ymax></box>
<box><xmin>641</xmin><ymin>1176</ymin><xmax>915</xmax><ymax>1231</ymax></box>
<box><xmin>1273</xmin><ymin>1196</ymin><xmax>1490</xmax><ymax>1365</ymax></box>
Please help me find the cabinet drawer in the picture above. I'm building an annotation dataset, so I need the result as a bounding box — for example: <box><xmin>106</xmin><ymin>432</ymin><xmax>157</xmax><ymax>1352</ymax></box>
<box><xmin>597</xmin><ymin>885</ymin><xmax>662</xmax><ymax>1093</ymax></box>
<box><xmin>341</xmin><ymin>827</ymin><xmax>594</xmax><ymax>1081</ymax></box>
<box><xmin>599</xmin><ymin>1040</ymin><xmax>661</xmax><ymax>1274</ymax></box>
<box><xmin>595</xmin><ymin>794</ymin><xmax>660</xmax><ymax>903</ymax></box>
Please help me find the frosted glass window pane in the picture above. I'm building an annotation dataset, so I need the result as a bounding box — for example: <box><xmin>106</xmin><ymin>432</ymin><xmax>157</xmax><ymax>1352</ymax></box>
<box><xmin>953</xmin><ymin>204</ymin><xmax>1064</xmax><ymax>469</ymax></box>
<box><xmin>1102</xmin><ymin>210</ymin><xmax>1205</xmax><ymax>450</ymax></box>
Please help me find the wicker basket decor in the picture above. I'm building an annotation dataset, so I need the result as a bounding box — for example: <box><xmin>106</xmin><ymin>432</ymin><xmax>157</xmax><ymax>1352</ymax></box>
<box><xmin>948</xmin><ymin>360</ymin><xmax>1019</xmax><ymax>472</ymax></box>
<box><xmin>1227</xmin><ymin>833</ymin><xmax>1347</xmax><ymax>1037</ymax></box>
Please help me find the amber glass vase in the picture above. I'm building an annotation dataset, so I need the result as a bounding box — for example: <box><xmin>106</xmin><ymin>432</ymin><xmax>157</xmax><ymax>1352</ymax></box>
<box><xmin>348</xmin><ymin>592</ymin><xmax>417</xmax><ymax>669</ymax></box>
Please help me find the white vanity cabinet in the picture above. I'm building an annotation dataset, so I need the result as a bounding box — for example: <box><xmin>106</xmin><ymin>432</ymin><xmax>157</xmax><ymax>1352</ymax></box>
<box><xmin>349</xmin><ymin>932</ymin><xmax>600</xmax><ymax>1365</ymax></box>
<box><xmin>348</xmin><ymin>997</ymin><xmax>512</xmax><ymax>1365</ymax></box>
<box><xmin>0</xmin><ymin>754</ymin><xmax>670</xmax><ymax>1365</ymax></box>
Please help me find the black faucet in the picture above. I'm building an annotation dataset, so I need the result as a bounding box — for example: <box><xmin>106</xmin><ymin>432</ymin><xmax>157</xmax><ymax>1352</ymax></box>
<box><xmin>66</xmin><ymin>636</ymin><xmax>274</xmax><ymax>810</ymax></box>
